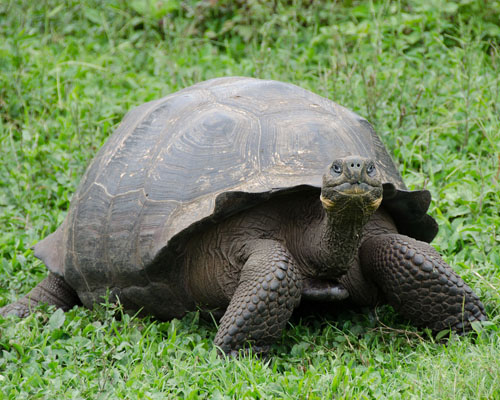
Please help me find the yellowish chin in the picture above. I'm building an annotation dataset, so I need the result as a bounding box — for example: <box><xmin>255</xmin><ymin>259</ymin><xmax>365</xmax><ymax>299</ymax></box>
<box><xmin>319</xmin><ymin>194</ymin><xmax>336</xmax><ymax>210</ymax></box>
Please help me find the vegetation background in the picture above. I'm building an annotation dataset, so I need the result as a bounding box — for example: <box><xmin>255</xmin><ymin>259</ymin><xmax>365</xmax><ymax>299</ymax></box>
<box><xmin>1</xmin><ymin>0</ymin><xmax>499</xmax><ymax>398</ymax></box>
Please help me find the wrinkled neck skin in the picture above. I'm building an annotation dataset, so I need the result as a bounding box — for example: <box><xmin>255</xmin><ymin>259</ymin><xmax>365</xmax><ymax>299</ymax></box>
<box><xmin>307</xmin><ymin>202</ymin><xmax>373</xmax><ymax>279</ymax></box>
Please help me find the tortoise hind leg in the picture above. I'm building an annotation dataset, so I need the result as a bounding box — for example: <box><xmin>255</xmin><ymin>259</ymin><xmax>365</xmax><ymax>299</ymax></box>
<box><xmin>356</xmin><ymin>234</ymin><xmax>486</xmax><ymax>333</ymax></box>
<box><xmin>0</xmin><ymin>273</ymin><xmax>81</xmax><ymax>318</ymax></box>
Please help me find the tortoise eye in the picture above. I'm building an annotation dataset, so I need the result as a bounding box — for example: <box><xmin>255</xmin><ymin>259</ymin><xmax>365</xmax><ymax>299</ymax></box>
<box><xmin>367</xmin><ymin>164</ymin><xmax>376</xmax><ymax>176</ymax></box>
<box><xmin>331</xmin><ymin>163</ymin><xmax>342</xmax><ymax>174</ymax></box>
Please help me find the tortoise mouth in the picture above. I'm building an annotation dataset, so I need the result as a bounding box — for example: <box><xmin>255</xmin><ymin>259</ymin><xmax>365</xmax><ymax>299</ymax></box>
<box><xmin>320</xmin><ymin>182</ymin><xmax>383</xmax><ymax>212</ymax></box>
<box><xmin>334</xmin><ymin>182</ymin><xmax>376</xmax><ymax>195</ymax></box>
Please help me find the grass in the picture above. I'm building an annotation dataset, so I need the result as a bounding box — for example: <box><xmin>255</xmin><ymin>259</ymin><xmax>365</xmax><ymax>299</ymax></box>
<box><xmin>1</xmin><ymin>0</ymin><xmax>499</xmax><ymax>398</ymax></box>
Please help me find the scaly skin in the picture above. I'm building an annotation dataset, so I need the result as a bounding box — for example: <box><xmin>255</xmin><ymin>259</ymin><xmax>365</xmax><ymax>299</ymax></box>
<box><xmin>356</xmin><ymin>234</ymin><xmax>486</xmax><ymax>332</ymax></box>
<box><xmin>214</xmin><ymin>241</ymin><xmax>302</xmax><ymax>354</ymax></box>
<box><xmin>0</xmin><ymin>273</ymin><xmax>81</xmax><ymax>318</ymax></box>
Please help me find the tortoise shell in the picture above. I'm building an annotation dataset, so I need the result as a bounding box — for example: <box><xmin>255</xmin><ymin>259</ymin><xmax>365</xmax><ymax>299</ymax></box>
<box><xmin>34</xmin><ymin>77</ymin><xmax>437</xmax><ymax>305</ymax></box>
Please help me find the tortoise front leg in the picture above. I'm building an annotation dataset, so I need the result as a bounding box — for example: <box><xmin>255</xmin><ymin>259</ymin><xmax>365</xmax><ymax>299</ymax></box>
<box><xmin>214</xmin><ymin>240</ymin><xmax>302</xmax><ymax>355</ymax></box>
<box><xmin>356</xmin><ymin>234</ymin><xmax>486</xmax><ymax>333</ymax></box>
<box><xmin>0</xmin><ymin>273</ymin><xmax>81</xmax><ymax>318</ymax></box>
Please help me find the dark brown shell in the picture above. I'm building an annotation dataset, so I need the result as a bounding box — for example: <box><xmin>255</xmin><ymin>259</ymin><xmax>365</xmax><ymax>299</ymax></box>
<box><xmin>34</xmin><ymin>77</ymin><xmax>437</xmax><ymax>297</ymax></box>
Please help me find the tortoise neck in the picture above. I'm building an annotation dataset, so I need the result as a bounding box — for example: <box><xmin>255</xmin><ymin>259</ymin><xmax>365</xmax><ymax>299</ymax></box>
<box><xmin>312</xmin><ymin>204</ymin><xmax>371</xmax><ymax>278</ymax></box>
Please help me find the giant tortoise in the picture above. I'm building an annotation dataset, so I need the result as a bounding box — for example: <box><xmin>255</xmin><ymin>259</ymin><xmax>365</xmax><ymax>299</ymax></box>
<box><xmin>0</xmin><ymin>77</ymin><xmax>486</xmax><ymax>354</ymax></box>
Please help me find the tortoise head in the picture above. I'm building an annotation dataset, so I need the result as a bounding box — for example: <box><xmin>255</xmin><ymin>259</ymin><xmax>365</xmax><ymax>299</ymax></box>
<box><xmin>320</xmin><ymin>156</ymin><xmax>383</xmax><ymax>216</ymax></box>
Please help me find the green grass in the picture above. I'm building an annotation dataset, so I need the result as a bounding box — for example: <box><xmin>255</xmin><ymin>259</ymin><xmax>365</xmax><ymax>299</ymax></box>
<box><xmin>1</xmin><ymin>0</ymin><xmax>499</xmax><ymax>398</ymax></box>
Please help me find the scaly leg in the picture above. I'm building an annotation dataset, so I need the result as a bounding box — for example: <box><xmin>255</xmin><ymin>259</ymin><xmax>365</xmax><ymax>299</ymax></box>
<box><xmin>356</xmin><ymin>234</ymin><xmax>486</xmax><ymax>332</ymax></box>
<box><xmin>0</xmin><ymin>273</ymin><xmax>81</xmax><ymax>318</ymax></box>
<box><xmin>214</xmin><ymin>241</ymin><xmax>302</xmax><ymax>355</ymax></box>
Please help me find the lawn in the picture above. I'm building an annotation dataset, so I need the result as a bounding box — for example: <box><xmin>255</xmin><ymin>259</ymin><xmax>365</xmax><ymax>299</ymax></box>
<box><xmin>1</xmin><ymin>0</ymin><xmax>499</xmax><ymax>398</ymax></box>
